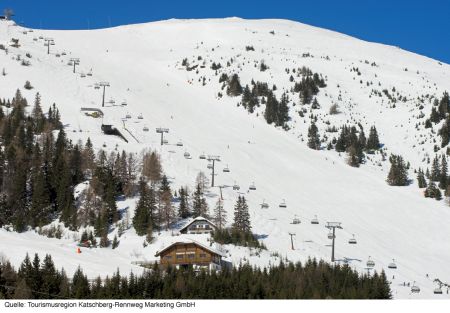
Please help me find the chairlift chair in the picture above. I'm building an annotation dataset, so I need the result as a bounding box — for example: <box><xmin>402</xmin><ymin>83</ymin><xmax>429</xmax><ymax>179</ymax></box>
<box><xmin>366</xmin><ymin>257</ymin><xmax>375</xmax><ymax>268</ymax></box>
<box><xmin>61</xmin><ymin>51</ymin><xmax>66</xmax><ymax>55</ymax></box>
<box><xmin>434</xmin><ymin>288</ymin><xmax>443</xmax><ymax>295</ymax></box>
<box><xmin>387</xmin><ymin>259</ymin><xmax>397</xmax><ymax>269</ymax></box>
<box><xmin>223</xmin><ymin>165</ymin><xmax>230</xmax><ymax>173</ymax></box>
<box><xmin>87</xmin><ymin>71</ymin><xmax>92</xmax><ymax>76</ymax></box>
<box><xmin>94</xmin><ymin>84</ymin><xmax>100</xmax><ymax>90</ymax></box>
<box><xmin>348</xmin><ymin>234</ymin><xmax>357</xmax><ymax>244</ymax></box>
<box><xmin>311</xmin><ymin>215</ymin><xmax>319</xmax><ymax>225</ymax></box>
<box><xmin>411</xmin><ymin>283</ymin><xmax>420</xmax><ymax>293</ymax></box>
<box><xmin>138</xmin><ymin>113</ymin><xmax>143</xmax><ymax>119</ymax></box>
<box><xmin>233</xmin><ymin>183</ymin><xmax>240</xmax><ymax>191</ymax></box>
<box><xmin>207</xmin><ymin>163</ymin><xmax>213</xmax><ymax>169</ymax></box>
<box><xmin>39</xmin><ymin>36</ymin><xmax>44</xmax><ymax>39</ymax></box>
<box><xmin>260</xmin><ymin>200</ymin><xmax>269</xmax><ymax>209</ymax></box>
<box><xmin>121</xmin><ymin>101</ymin><xmax>127</xmax><ymax>106</ymax></box>
<box><xmin>279</xmin><ymin>199</ymin><xmax>287</xmax><ymax>208</ymax></box>
<box><xmin>184</xmin><ymin>152</ymin><xmax>191</xmax><ymax>159</ymax></box>
<box><xmin>143</xmin><ymin>126</ymin><xmax>149</xmax><ymax>132</ymax></box>
<box><xmin>80</xmin><ymin>73</ymin><xmax>86</xmax><ymax>78</ymax></box>
<box><xmin>125</xmin><ymin>113</ymin><xmax>131</xmax><ymax>119</ymax></box>
<box><xmin>163</xmin><ymin>139</ymin><xmax>168</xmax><ymax>144</ymax></box>
<box><xmin>292</xmin><ymin>216</ymin><xmax>301</xmax><ymax>224</ymax></box>
<box><xmin>176</xmin><ymin>141</ymin><xmax>183</xmax><ymax>147</ymax></box>
<box><xmin>249</xmin><ymin>182</ymin><xmax>256</xmax><ymax>191</ymax></box>
<box><xmin>327</xmin><ymin>232</ymin><xmax>334</xmax><ymax>240</ymax></box>
<box><xmin>199</xmin><ymin>153</ymin><xmax>206</xmax><ymax>160</ymax></box>
<box><xmin>67</xmin><ymin>61</ymin><xmax>73</xmax><ymax>66</ymax></box>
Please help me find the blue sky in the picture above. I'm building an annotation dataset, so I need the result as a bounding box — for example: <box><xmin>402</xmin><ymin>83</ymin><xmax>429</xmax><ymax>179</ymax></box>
<box><xmin>2</xmin><ymin>0</ymin><xmax>449</xmax><ymax>63</ymax></box>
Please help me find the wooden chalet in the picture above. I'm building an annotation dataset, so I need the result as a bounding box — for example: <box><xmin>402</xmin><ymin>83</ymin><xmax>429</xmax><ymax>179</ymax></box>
<box><xmin>179</xmin><ymin>216</ymin><xmax>216</xmax><ymax>234</ymax></box>
<box><xmin>155</xmin><ymin>241</ymin><xmax>224</xmax><ymax>271</ymax></box>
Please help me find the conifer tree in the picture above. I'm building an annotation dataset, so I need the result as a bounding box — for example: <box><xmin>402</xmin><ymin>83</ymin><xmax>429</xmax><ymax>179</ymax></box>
<box><xmin>213</xmin><ymin>198</ymin><xmax>227</xmax><ymax>230</ymax></box>
<box><xmin>366</xmin><ymin>126</ymin><xmax>380</xmax><ymax>150</ymax></box>
<box><xmin>439</xmin><ymin>155</ymin><xmax>448</xmax><ymax>190</ymax></box>
<box><xmin>178</xmin><ymin>187</ymin><xmax>190</xmax><ymax>219</ymax></box>
<box><xmin>192</xmin><ymin>184</ymin><xmax>208</xmax><ymax>217</ymax></box>
<box><xmin>417</xmin><ymin>168</ymin><xmax>427</xmax><ymax>188</ymax></box>
<box><xmin>387</xmin><ymin>154</ymin><xmax>409</xmax><ymax>186</ymax></box>
<box><xmin>307</xmin><ymin>122</ymin><xmax>320</xmax><ymax>150</ymax></box>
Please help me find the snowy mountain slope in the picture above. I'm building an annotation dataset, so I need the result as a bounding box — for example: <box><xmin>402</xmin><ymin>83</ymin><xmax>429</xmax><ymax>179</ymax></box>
<box><xmin>1</xmin><ymin>18</ymin><xmax>450</xmax><ymax>299</ymax></box>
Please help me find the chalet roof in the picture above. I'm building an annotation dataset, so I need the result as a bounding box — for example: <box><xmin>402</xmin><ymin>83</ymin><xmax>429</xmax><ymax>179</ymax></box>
<box><xmin>179</xmin><ymin>216</ymin><xmax>216</xmax><ymax>232</ymax></box>
<box><xmin>154</xmin><ymin>239</ymin><xmax>225</xmax><ymax>258</ymax></box>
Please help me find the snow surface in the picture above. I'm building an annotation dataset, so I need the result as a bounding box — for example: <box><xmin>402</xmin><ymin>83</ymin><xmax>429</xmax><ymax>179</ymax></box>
<box><xmin>1</xmin><ymin>18</ymin><xmax>450</xmax><ymax>299</ymax></box>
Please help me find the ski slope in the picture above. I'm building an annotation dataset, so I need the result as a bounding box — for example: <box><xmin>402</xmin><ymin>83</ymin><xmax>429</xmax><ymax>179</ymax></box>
<box><xmin>1</xmin><ymin>18</ymin><xmax>450</xmax><ymax>299</ymax></box>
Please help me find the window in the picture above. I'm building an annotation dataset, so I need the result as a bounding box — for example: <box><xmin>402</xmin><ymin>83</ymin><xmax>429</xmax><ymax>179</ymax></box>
<box><xmin>200</xmin><ymin>253</ymin><xmax>207</xmax><ymax>258</ymax></box>
<box><xmin>164</xmin><ymin>255</ymin><xmax>172</xmax><ymax>260</ymax></box>
<box><xmin>176</xmin><ymin>254</ymin><xmax>184</xmax><ymax>259</ymax></box>
<box><xmin>187</xmin><ymin>253</ymin><xmax>195</xmax><ymax>259</ymax></box>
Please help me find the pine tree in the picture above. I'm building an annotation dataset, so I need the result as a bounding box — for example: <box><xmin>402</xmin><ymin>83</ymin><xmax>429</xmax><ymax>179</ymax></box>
<box><xmin>226</xmin><ymin>74</ymin><xmax>243</xmax><ymax>96</ymax></box>
<box><xmin>133</xmin><ymin>179</ymin><xmax>153</xmax><ymax>236</ymax></box>
<box><xmin>178</xmin><ymin>187</ymin><xmax>190</xmax><ymax>219</ymax></box>
<box><xmin>307</xmin><ymin>123</ymin><xmax>320</xmax><ymax>150</ymax></box>
<box><xmin>366</xmin><ymin>126</ymin><xmax>380</xmax><ymax>150</ymax></box>
<box><xmin>386</xmin><ymin>155</ymin><xmax>409</xmax><ymax>186</ymax></box>
<box><xmin>112</xmin><ymin>235</ymin><xmax>119</xmax><ymax>249</ymax></box>
<box><xmin>431</xmin><ymin>155</ymin><xmax>441</xmax><ymax>182</ymax></box>
<box><xmin>417</xmin><ymin>168</ymin><xmax>427</xmax><ymax>188</ymax></box>
<box><xmin>192</xmin><ymin>184</ymin><xmax>208</xmax><ymax>218</ymax></box>
<box><xmin>233</xmin><ymin>196</ymin><xmax>251</xmax><ymax>233</ymax></box>
<box><xmin>439</xmin><ymin>155</ymin><xmax>448</xmax><ymax>190</ymax></box>
<box><xmin>213</xmin><ymin>198</ymin><xmax>227</xmax><ymax>230</ymax></box>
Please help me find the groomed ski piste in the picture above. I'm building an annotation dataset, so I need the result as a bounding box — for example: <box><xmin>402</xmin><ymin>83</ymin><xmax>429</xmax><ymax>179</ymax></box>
<box><xmin>1</xmin><ymin>17</ymin><xmax>450</xmax><ymax>299</ymax></box>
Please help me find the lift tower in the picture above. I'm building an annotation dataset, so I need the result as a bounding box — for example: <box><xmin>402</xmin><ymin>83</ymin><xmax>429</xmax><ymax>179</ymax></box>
<box><xmin>325</xmin><ymin>222</ymin><xmax>342</xmax><ymax>262</ymax></box>
<box><xmin>156</xmin><ymin>128</ymin><xmax>169</xmax><ymax>146</ymax></box>
<box><xmin>207</xmin><ymin>155</ymin><xmax>220</xmax><ymax>187</ymax></box>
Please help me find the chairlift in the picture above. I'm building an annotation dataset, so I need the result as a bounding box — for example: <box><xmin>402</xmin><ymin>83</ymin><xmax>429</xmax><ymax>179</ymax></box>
<box><xmin>292</xmin><ymin>215</ymin><xmax>301</xmax><ymax>224</ymax></box>
<box><xmin>39</xmin><ymin>36</ymin><xmax>44</xmax><ymax>39</ymax></box>
<box><xmin>199</xmin><ymin>153</ymin><xmax>206</xmax><ymax>160</ymax></box>
<box><xmin>143</xmin><ymin>126</ymin><xmax>149</xmax><ymax>132</ymax></box>
<box><xmin>249</xmin><ymin>182</ymin><xmax>256</xmax><ymax>190</ymax></box>
<box><xmin>311</xmin><ymin>215</ymin><xmax>319</xmax><ymax>225</ymax></box>
<box><xmin>61</xmin><ymin>51</ymin><xmax>66</xmax><ymax>56</ymax></box>
<box><xmin>94</xmin><ymin>84</ymin><xmax>100</xmax><ymax>90</ymax></box>
<box><xmin>80</xmin><ymin>73</ymin><xmax>86</xmax><ymax>78</ymax></box>
<box><xmin>87</xmin><ymin>71</ymin><xmax>92</xmax><ymax>76</ymax></box>
<box><xmin>348</xmin><ymin>234</ymin><xmax>357</xmax><ymax>245</ymax></box>
<box><xmin>102</xmin><ymin>143</ymin><xmax>107</xmax><ymax>148</ymax></box>
<box><xmin>327</xmin><ymin>231</ymin><xmax>335</xmax><ymax>240</ymax></box>
<box><xmin>233</xmin><ymin>182</ymin><xmax>240</xmax><ymax>191</ymax></box>
<box><xmin>260</xmin><ymin>200</ymin><xmax>269</xmax><ymax>209</ymax></box>
<box><xmin>125</xmin><ymin>113</ymin><xmax>131</xmax><ymax>119</ymax></box>
<box><xmin>138</xmin><ymin>113</ymin><xmax>143</xmax><ymax>119</ymax></box>
<box><xmin>67</xmin><ymin>61</ymin><xmax>73</xmax><ymax>66</ymax></box>
<box><xmin>184</xmin><ymin>152</ymin><xmax>191</xmax><ymax>159</ymax></box>
<box><xmin>387</xmin><ymin>259</ymin><xmax>397</xmax><ymax>269</ymax></box>
<box><xmin>163</xmin><ymin>139</ymin><xmax>168</xmax><ymax>144</ymax></box>
<box><xmin>121</xmin><ymin>101</ymin><xmax>127</xmax><ymax>106</ymax></box>
<box><xmin>207</xmin><ymin>163</ymin><xmax>213</xmax><ymax>169</ymax></box>
<box><xmin>434</xmin><ymin>288</ymin><xmax>443</xmax><ymax>295</ymax></box>
<box><xmin>223</xmin><ymin>165</ymin><xmax>230</xmax><ymax>173</ymax></box>
<box><xmin>411</xmin><ymin>282</ymin><xmax>420</xmax><ymax>293</ymax></box>
<box><xmin>366</xmin><ymin>257</ymin><xmax>375</xmax><ymax>268</ymax></box>
<box><xmin>33</xmin><ymin>37</ymin><xmax>38</xmax><ymax>41</ymax></box>
<box><xmin>176</xmin><ymin>141</ymin><xmax>183</xmax><ymax>147</ymax></box>
<box><xmin>279</xmin><ymin>199</ymin><xmax>287</xmax><ymax>208</ymax></box>
<box><xmin>108</xmin><ymin>99</ymin><xmax>115</xmax><ymax>105</ymax></box>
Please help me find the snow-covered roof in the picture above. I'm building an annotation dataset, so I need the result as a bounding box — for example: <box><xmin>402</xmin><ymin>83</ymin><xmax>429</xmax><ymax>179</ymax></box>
<box><xmin>154</xmin><ymin>239</ymin><xmax>225</xmax><ymax>258</ymax></box>
<box><xmin>179</xmin><ymin>216</ymin><xmax>216</xmax><ymax>232</ymax></box>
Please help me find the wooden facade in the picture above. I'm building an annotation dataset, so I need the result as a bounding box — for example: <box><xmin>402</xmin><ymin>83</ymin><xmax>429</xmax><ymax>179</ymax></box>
<box><xmin>155</xmin><ymin>241</ymin><xmax>222</xmax><ymax>271</ymax></box>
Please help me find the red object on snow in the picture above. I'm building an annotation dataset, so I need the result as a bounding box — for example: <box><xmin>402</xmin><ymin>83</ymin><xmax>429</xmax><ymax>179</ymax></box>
<box><xmin>76</xmin><ymin>247</ymin><xmax>81</xmax><ymax>254</ymax></box>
